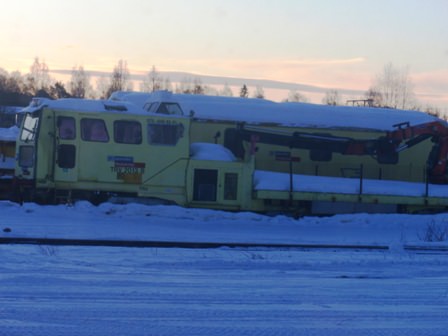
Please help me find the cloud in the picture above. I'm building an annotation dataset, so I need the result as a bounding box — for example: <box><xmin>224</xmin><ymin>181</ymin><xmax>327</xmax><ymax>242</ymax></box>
<box><xmin>148</xmin><ymin>57</ymin><xmax>365</xmax><ymax>72</ymax></box>
<box><xmin>144</xmin><ymin>57</ymin><xmax>368</xmax><ymax>90</ymax></box>
<box><xmin>282</xmin><ymin>57</ymin><xmax>366</xmax><ymax>66</ymax></box>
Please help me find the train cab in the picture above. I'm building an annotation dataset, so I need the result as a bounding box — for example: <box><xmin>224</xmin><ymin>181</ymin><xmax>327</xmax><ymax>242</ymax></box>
<box><xmin>14</xmin><ymin>98</ymin><xmax>258</xmax><ymax>210</ymax></box>
<box><xmin>15</xmin><ymin>99</ymin><xmax>192</xmax><ymax>204</ymax></box>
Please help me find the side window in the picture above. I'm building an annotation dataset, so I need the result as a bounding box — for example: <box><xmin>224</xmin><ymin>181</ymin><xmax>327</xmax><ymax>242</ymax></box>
<box><xmin>143</xmin><ymin>102</ymin><xmax>157</xmax><ymax>113</ymax></box>
<box><xmin>18</xmin><ymin>146</ymin><xmax>34</xmax><ymax>168</ymax></box>
<box><xmin>20</xmin><ymin>114</ymin><xmax>39</xmax><ymax>142</ymax></box>
<box><xmin>224</xmin><ymin>173</ymin><xmax>238</xmax><ymax>200</ymax></box>
<box><xmin>156</xmin><ymin>103</ymin><xmax>183</xmax><ymax>115</ymax></box>
<box><xmin>114</xmin><ymin>120</ymin><xmax>142</xmax><ymax>144</ymax></box>
<box><xmin>81</xmin><ymin>118</ymin><xmax>109</xmax><ymax>142</ymax></box>
<box><xmin>57</xmin><ymin>144</ymin><xmax>76</xmax><ymax>168</ymax></box>
<box><xmin>57</xmin><ymin>116</ymin><xmax>76</xmax><ymax>140</ymax></box>
<box><xmin>193</xmin><ymin>169</ymin><xmax>217</xmax><ymax>202</ymax></box>
<box><xmin>147</xmin><ymin>122</ymin><xmax>184</xmax><ymax>146</ymax></box>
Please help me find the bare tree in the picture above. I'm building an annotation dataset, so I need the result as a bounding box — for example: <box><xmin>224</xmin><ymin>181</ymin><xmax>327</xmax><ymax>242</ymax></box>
<box><xmin>364</xmin><ymin>88</ymin><xmax>383</xmax><ymax>107</ymax></box>
<box><xmin>69</xmin><ymin>65</ymin><xmax>91</xmax><ymax>98</ymax></box>
<box><xmin>285</xmin><ymin>89</ymin><xmax>308</xmax><ymax>103</ymax></box>
<box><xmin>25</xmin><ymin>57</ymin><xmax>51</xmax><ymax>95</ymax></box>
<box><xmin>368</xmin><ymin>63</ymin><xmax>417</xmax><ymax>110</ymax></box>
<box><xmin>203</xmin><ymin>86</ymin><xmax>219</xmax><ymax>96</ymax></box>
<box><xmin>176</xmin><ymin>77</ymin><xmax>204</xmax><ymax>95</ymax></box>
<box><xmin>106</xmin><ymin>59</ymin><xmax>131</xmax><ymax>98</ymax></box>
<box><xmin>192</xmin><ymin>78</ymin><xmax>204</xmax><ymax>95</ymax></box>
<box><xmin>220</xmin><ymin>83</ymin><xmax>233</xmax><ymax>97</ymax></box>
<box><xmin>96</xmin><ymin>76</ymin><xmax>109</xmax><ymax>99</ymax></box>
<box><xmin>253</xmin><ymin>85</ymin><xmax>265</xmax><ymax>99</ymax></box>
<box><xmin>162</xmin><ymin>77</ymin><xmax>173</xmax><ymax>92</ymax></box>
<box><xmin>141</xmin><ymin>65</ymin><xmax>162</xmax><ymax>92</ymax></box>
<box><xmin>322</xmin><ymin>90</ymin><xmax>340</xmax><ymax>106</ymax></box>
<box><xmin>176</xmin><ymin>77</ymin><xmax>192</xmax><ymax>94</ymax></box>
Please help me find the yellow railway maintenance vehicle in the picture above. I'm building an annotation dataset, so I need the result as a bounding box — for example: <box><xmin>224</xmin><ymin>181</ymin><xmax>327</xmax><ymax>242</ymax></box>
<box><xmin>13</xmin><ymin>97</ymin><xmax>448</xmax><ymax>214</ymax></box>
<box><xmin>14</xmin><ymin>98</ymin><xmax>256</xmax><ymax>211</ymax></box>
<box><xmin>111</xmin><ymin>91</ymin><xmax>446</xmax><ymax>187</ymax></box>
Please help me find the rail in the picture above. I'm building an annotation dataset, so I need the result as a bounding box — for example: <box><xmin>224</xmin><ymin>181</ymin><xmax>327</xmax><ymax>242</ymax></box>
<box><xmin>1</xmin><ymin>236</ymin><xmax>446</xmax><ymax>253</ymax></box>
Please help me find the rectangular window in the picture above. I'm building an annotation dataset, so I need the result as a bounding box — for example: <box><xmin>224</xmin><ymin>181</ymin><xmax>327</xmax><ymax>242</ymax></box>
<box><xmin>224</xmin><ymin>173</ymin><xmax>238</xmax><ymax>200</ymax></box>
<box><xmin>143</xmin><ymin>102</ymin><xmax>157</xmax><ymax>113</ymax></box>
<box><xmin>156</xmin><ymin>103</ymin><xmax>183</xmax><ymax>115</ymax></box>
<box><xmin>20</xmin><ymin>114</ymin><xmax>39</xmax><ymax>142</ymax></box>
<box><xmin>81</xmin><ymin>118</ymin><xmax>109</xmax><ymax>142</ymax></box>
<box><xmin>147</xmin><ymin>122</ymin><xmax>184</xmax><ymax>146</ymax></box>
<box><xmin>114</xmin><ymin>120</ymin><xmax>142</xmax><ymax>144</ymax></box>
<box><xmin>57</xmin><ymin>144</ymin><xmax>76</xmax><ymax>169</ymax></box>
<box><xmin>57</xmin><ymin>116</ymin><xmax>76</xmax><ymax>140</ymax></box>
<box><xmin>18</xmin><ymin>146</ymin><xmax>34</xmax><ymax>168</ymax></box>
<box><xmin>193</xmin><ymin>169</ymin><xmax>217</xmax><ymax>202</ymax></box>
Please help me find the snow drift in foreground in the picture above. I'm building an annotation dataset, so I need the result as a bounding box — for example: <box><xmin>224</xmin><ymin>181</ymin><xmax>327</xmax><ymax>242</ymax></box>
<box><xmin>1</xmin><ymin>202</ymin><xmax>448</xmax><ymax>335</ymax></box>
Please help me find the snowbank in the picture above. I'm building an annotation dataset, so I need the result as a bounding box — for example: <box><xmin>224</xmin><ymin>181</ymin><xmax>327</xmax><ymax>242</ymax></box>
<box><xmin>0</xmin><ymin>126</ymin><xmax>19</xmax><ymax>141</ymax></box>
<box><xmin>190</xmin><ymin>142</ymin><xmax>236</xmax><ymax>161</ymax></box>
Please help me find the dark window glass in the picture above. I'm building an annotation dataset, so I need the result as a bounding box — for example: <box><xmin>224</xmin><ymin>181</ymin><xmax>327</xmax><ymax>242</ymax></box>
<box><xmin>143</xmin><ymin>102</ymin><xmax>157</xmax><ymax>112</ymax></box>
<box><xmin>224</xmin><ymin>128</ymin><xmax>245</xmax><ymax>159</ymax></box>
<box><xmin>156</xmin><ymin>103</ymin><xmax>183</xmax><ymax>115</ymax></box>
<box><xmin>224</xmin><ymin>173</ymin><xmax>238</xmax><ymax>200</ymax></box>
<box><xmin>57</xmin><ymin>144</ymin><xmax>76</xmax><ymax>169</ymax></box>
<box><xmin>114</xmin><ymin>120</ymin><xmax>142</xmax><ymax>144</ymax></box>
<box><xmin>19</xmin><ymin>146</ymin><xmax>34</xmax><ymax>168</ymax></box>
<box><xmin>57</xmin><ymin>117</ymin><xmax>76</xmax><ymax>140</ymax></box>
<box><xmin>193</xmin><ymin>169</ymin><xmax>217</xmax><ymax>202</ymax></box>
<box><xmin>81</xmin><ymin>118</ymin><xmax>109</xmax><ymax>142</ymax></box>
<box><xmin>147</xmin><ymin>123</ymin><xmax>184</xmax><ymax>146</ymax></box>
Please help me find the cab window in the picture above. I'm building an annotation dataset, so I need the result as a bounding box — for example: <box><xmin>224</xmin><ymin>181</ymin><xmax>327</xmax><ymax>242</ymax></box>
<box><xmin>57</xmin><ymin>116</ymin><xmax>76</xmax><ymax>140</ymax></box>
<box><xmin>81</xmin><ymin>118</ymin><xmax>109</xmax><ymax>142</ymax></box>
<box><xmin>114</xmin><ymin>120</ymin><xmax>142</xmax><ymax>144</ymax></box>
<box><xmin>147</xmin><ymin>122</ymin><xmax>184</xmax><ymax>146</ymax></box>
<box><xmin>143</xmin><ymin>102</ymin><xmax>157</xmax><ymax>113</ymax></box>
<box><xmin>20</xmin><ymin>114</ymin><xmax>39</xmax><ymax>142</ymax></box>
<box><xmin>156</xmin><ymin>103</ymin><xmax>183</xmax><ymax>115</ymax></box>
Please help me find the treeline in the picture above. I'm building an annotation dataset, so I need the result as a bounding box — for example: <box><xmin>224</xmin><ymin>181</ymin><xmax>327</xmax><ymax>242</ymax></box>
<box><xmin>0</xmin><ymin>58</ymin><xmax>74</xmax><ymax>106</ymax></box>
<box><xmin>0</xmin><ymin>58</ymin><xmax>251</xmax><ymax>107</ymax></box>
<box><xmin>0</xmin><ymin>58</ymin><xmax>442</xmax><ymax>118</ymax></box>
<box><xmin>0</xmin><ymin>58</ymin><xmax>144</xmax><ymax>106</ymax></box>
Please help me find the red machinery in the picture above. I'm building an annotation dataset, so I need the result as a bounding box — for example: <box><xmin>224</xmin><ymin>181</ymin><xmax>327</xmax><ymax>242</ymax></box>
<box><xmin>229</xmin><ymin>120</ymin><xmax>448</xmax><ymax>184</ymax></box>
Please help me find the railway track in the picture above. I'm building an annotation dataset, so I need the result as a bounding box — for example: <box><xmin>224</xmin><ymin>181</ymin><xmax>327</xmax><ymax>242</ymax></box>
<box><xmin>1</xmin><ymin>236</ymin><xmax>447</xmax><ymax>253</ymax></box>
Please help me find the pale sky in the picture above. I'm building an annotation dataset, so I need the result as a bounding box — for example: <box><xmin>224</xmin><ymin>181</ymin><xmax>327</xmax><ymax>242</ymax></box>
<box><xmin>1</xmin><ymin>0</ymin><xmax>447</xmax><ymax>108</ymax></box>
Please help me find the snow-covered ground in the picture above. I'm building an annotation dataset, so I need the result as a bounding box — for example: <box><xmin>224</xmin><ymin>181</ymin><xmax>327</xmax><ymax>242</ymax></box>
<box><xmin>1</xmin><ymin>201</ymin><xmax>448</xmax><ymax>335</ymax></box>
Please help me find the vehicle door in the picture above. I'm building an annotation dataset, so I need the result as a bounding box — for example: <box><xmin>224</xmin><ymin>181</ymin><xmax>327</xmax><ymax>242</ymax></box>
<box><xmin>54</xmin><ymin>115</ymin><xmax>78</xmax><ymax>182</ymax></box>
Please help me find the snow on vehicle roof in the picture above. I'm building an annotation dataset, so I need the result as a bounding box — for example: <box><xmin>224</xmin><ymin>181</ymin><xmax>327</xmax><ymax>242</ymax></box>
<box><xmin>0</xmin><ymin>126</ymin><xmax>19</xmax><ymax>142</ymax></box>
<box><xmin>21</xmin><ymin>97</ymin><xmax>148</xmax><ymax>115</ymax></box>
<box><xmin>111</xmin><ymin>91</ymin><xmax>441</xmax><ymax>132</ymax></box>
